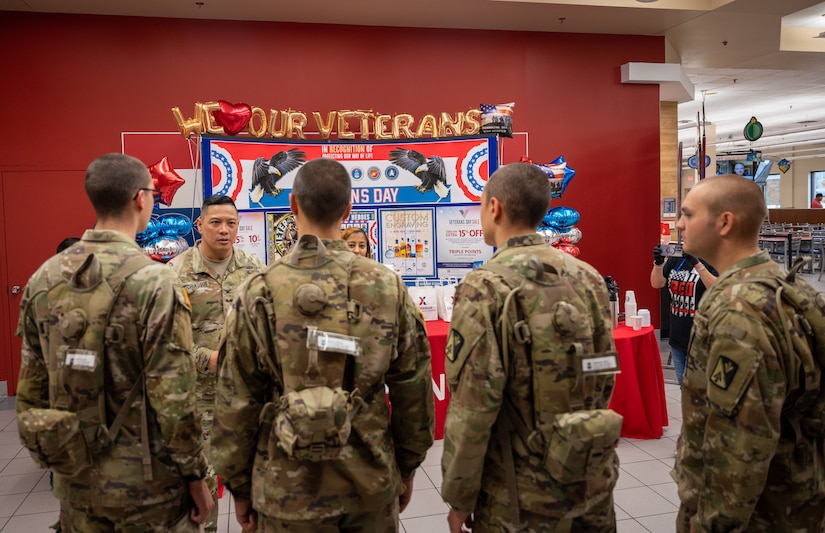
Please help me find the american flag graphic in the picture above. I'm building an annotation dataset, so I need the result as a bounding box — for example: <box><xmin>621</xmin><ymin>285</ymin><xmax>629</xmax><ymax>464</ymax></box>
<box><xmin>479</xmin><ymin>102</ymin><xmax>514</xmax><ymax>116</ymax></box>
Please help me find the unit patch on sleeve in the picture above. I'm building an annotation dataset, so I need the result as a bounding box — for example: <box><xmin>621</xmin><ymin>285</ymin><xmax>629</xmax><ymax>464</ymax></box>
<box><xmin>446</xmin><ymin>330</ymin><xmax>464</xmax><ymax>363</ymax></box>
<box><xmin>710</xmin><ymin>355</ymin><xmax>739</xmax><ymax>390</ymax></box>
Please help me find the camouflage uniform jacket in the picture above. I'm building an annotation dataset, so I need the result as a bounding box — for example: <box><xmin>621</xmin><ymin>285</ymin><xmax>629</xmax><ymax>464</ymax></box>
<box><xmin>673</xmin><ymin>251</ymin><xmax>825</xmax><ymax>532</ymax></box>
<box><xmin>211</xmin><ymin>237</ymin><xmax>434</xmax><ymax>520</ymax></box>
<box><xmin>441</xmin><ymin>234</ymin><xmax>616</xmax><ymax>516</ymax></box>
<box><xmin>16</xmin><ymin>230</ymin><xmax>208</xmax><ymax>506</ymax></box>
<box><xmin>167</xmin><ymin>241</ymin><xmax>263</xmax><ymax>404</ymax></box>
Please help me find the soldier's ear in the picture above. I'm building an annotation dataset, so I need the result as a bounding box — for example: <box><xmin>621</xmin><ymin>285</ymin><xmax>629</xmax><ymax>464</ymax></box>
<box><xmin>288</xmin><ymin>193</ymin><xmax>299</xmax><ymax>217</ymax></box>
<box><xmin>340</xmin><ymin>202</ymin><xmax>353</xmax><ymax>225</ymax></box>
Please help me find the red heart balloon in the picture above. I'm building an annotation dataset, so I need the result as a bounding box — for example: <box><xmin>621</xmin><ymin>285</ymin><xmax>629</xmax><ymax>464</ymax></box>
<box><xmin>214</xmin><ymin>100</ymin><xmax>252</xmax><ymax>136</ymax></box>
<box><xmin>148</xmin><ymin>156</ymin><xmax>185</xmax><ymax>206</ymax></box>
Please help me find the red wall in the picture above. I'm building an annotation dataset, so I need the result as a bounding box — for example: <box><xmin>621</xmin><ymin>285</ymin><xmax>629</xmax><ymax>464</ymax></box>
<box><xmin>0</xmin><ymin>12</ymin><xmax>664</xmax><ymax>392</ymax></box>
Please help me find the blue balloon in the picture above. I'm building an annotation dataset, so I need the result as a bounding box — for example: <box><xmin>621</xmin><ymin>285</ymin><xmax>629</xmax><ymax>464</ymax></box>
<box><xmin>544</xmin><ymin>206</ymin><xmax>580</xmax><ymax>230</ymax></box>
<box><xmin>136</xmin><ymin>216</ymin><xmax>162</xmax><ymax>244</ymax></box>
<box><xmin>159</xmin><ymin>213</ymin><xmax>193</xmax><ymax>237</ymax></box>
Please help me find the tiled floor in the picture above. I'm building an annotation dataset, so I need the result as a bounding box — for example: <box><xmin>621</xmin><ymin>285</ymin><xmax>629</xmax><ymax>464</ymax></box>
<box><xmin>2</xmin><ymin>271</ymin><xmax>822</xmax><ymax>532</ymax></box>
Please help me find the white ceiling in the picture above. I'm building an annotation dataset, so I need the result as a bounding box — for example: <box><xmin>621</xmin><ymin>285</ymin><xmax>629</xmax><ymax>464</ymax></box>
<box><xmin>3</xmin><ymin>0</ymin><xmax>824</xmax><ymax>162</ymax></box>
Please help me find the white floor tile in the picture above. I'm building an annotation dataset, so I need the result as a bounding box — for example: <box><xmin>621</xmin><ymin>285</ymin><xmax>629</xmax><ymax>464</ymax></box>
<box><xmin>0</xmin><ymin>493</ymin><xmax>26</xmax><ymax>518</ymax></box>
<box><xmin>649</xmin><ymin>482</ymin><xmax>680</xmax><ymax>507</ymax></box>
<box><xmin>215</xmin><ymin>513</ymin><xmax>229</xmax><ymax>533</ymax></box>
<box><xmin>218</xmin><ymin>490</ymin><xmax>232</xmax><ymax>515</ymax></box>
<box><xmin>614</xmin><ymin>504</ymin><xmax>630</xmax><ymax>521</ymax></box>
<box><xmin>420</xmin><ymin>442</ymin><xmax>443</xmax><ymax>468</ymax></box>
<box><xmin>0</xmin><ymin>432</ymin><xmax>20</xmax><ymax>446</ymax></box>
<box><xmin>421</xmin><ymin>464</ymin><xmax>442</xmax><ymax>492</ymax></box>
<box><xmin>658</xmin><ymin>456</ymin><xmax>676</xmax><ymax>468</ymax></box>
<box><xmin>14</xmin><ymin>489</ymin><xmax>60</xmax><ymax>515</ymax></box>
<box><xmin>616</xmin><ymin>518</ymin><xmax>650</xmax><ymax>533</ymax></box>
<box><xmin>0</xmin><ymin>473</ymin><xmax>41</xmax><ymax>496</ymax></box>
<box><xmin>614</xmin><ymin>486</ymin><xmax>677</xmax><ymax>518</ymax></box>
<box><xmin>413</xmin><ymin>471</ymin><xmax>435</xmax><ymax>491</ymax></box>
<box><xmin>662</xmin><ymin>419</ymin><xmax>682</xmax><ymax>438</ymax></box>
<box><xmin>401</xmin><ymin>513</ymin><xmax>448</xmax><ymax>533</ymax></box>
<box><xmin>400</xmin><ymin>488</ymin><xmax>448</xmax><ymax>519</ymax></box>
<box><xmin>666</xmin><ymin>403</ymin><xmax>683</xmax><ymax>421</ymax></box>
<box><xmin>0</xmin><ymin>517</ymin><xmax>8</xmax><ymax>531</ymax></box>
<box><xmin>0</xmin><ymin>445</ymin><xmax>22</xmax><ymax>461</ymax></box>
<box><xmin>616</xmin><ymin>441</ymin><xmax>656</xmax><ymax>464</ymax></box>
<box><xmin>621</xmin><ymin>459</ymin><xmax>675</xmax><ymax>486</ymax></box>
<box><xmin>0</xmin><ymin>458</ymin><xmax>44</xmax><ymax>477</ymax></box>
<box><xmin>1</xmin><ymin>511</ymin><xmax>59</xmax><ymax>532</ymax></box>
<box><xmin>227</xmin><ymin>513</ymin><xmax>245</xmax><ymax>533</ymax></box>
<box><xmin>630</xmin><ymin>437</ymin><xmax>677</xmax><ymax>460</ymax></box>
<box><xmin>615</xmin><ymin>469</ymin><xmax>644</xmax><ymax>490</ymax></box>
<box><xmin>637</xmin><ymin>511</ymin><xmax>678</xmax><ymax>532</ymax></box>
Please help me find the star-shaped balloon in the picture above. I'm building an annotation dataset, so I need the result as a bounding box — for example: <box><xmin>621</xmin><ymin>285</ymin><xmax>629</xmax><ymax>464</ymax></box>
<box><xmin>147</xmin><ymin>156</ymin><xmax>185</xmax><ymax>206</ymax></box>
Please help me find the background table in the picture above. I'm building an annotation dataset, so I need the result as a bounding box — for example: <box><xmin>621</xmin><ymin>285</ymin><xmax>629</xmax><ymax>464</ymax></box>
<box><xmin>425</xmin><ymin>321</ymin><xmax>669</xmax><ymax>441</ymax></box>
<box><xmin>608</xmin><ymin>325</ymin><xmax>669</xmax><ymax>439</ymax></box>
<box><xmin>425</xmin><ymin>319</ymin><xmax>450</xmax><ymax>440</ymax></box>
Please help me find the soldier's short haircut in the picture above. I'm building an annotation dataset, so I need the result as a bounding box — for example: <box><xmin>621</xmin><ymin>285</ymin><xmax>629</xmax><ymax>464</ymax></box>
<box><xmin>292</xmin><ymin>159</ymin><xmax>351</xmax><ymax>226</ymax></box>
<box><xmin>85</xmin><ymin>153</ymin><xmax>151</xmax><ymax>219</ymax></box>
<box><xmin>202</xmin><ymin>194</ymin><xmax>237</xmax><ymax>214</ymax></box>
<box><xmin>484</xmin><ymin>163</ymin><xmax>550</xmax><ymax>228</ymax></box>
<box><xmin>701</xmin><ymin>174</ymin><xmax>767</xmax><ymax>239</ymax></box>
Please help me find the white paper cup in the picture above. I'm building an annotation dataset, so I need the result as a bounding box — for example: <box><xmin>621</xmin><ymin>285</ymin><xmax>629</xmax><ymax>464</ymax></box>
<box><xmin>639</xmin><ymin>309</ymin><xmax>651</xmax><ymax>328</ymax></box>
<box><xmin>629</xmin><ymin>315</ymin><xmax>642</xmax><ymax>331</ymax></box>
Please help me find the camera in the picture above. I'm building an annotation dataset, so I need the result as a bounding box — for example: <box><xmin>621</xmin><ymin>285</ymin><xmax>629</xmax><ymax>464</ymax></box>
<box><xmin>656</xmin><ymin>244</ymin><xmax>683</xmax><ymax>257</ymax></box>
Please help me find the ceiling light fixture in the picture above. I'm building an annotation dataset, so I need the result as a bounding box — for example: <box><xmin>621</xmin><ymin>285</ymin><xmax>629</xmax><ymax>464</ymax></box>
<box><xmin>636</xmin><ymin>0</ymin><xmax>659</xmax><ymax>3</ymax></box>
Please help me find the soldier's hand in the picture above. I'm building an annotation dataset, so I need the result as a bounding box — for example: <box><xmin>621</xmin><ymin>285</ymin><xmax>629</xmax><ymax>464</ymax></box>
<box><xmin>234</xmin><ymin>498</ymin><xmax>258</xmax><ymax>532</ymax></box>
<box><xmin>399</xmin><ymin>476</ymin><xmax>414</xmax><ymax>513</ymax></box>
<box><xmin>188</xmin><ymin>479</ymin><xmax>214</xmax><ymax>524</ymax></box>
<box><xmin>447</xmin><ymin>508</ymin><xmax>472</xmax><ymax>533</ymax></box>
<box><xmin>207</xmin><ymin>350</ymin><xmax>219</xmax><ymax>372</ymax></box>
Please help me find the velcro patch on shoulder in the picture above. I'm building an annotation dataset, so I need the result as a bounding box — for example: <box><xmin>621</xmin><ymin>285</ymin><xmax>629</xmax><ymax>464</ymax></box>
<box><xmin>446</xmin><ymin>331</ymin><xmax>464</xmax><ymax>363</ymax></box>
<box><xmin>710</xmin><ymin>355</ymin><xmax>739</xmax><ymax>390</ymax></box>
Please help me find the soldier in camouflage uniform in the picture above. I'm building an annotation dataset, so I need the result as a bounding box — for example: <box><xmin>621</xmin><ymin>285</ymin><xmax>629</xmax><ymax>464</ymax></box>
<box><xmin>168</xmin><ymin>194</ymin><xmax>263</xmax><ymax>532</ymax></box>
<box><xmin>441</xmin><ymin>163</ymin><xmax>618</xmax><ymax>533</ymax></box>
<box><xmin>211</xmin><ymin>158</ymin><xmax>434</xmax><ymax>533</ymax></box>
<box><xmin>672</xmin><ymin>174</ymin><xmax>825</xmax><ymax>532</ymax></box>
<box><xmin>16</xmin><ymin>153</ymin><xmax>212</xmax><ymax>532</ymax></box>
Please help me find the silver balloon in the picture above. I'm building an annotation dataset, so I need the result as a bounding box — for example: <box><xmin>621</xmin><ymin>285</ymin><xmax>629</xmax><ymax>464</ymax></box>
<box><xmin>538</xmin><ymin>227</ymin><xmax>562</xmax><ymax>245</ymax></box>
<box><xmin>559</xmin><ymin>226</ymin><xmax>582</xmax><ymax>245</ymax></box>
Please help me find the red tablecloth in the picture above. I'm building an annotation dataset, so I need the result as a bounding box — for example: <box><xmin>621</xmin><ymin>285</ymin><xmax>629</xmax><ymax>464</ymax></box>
<box><xmin>425</xmin><ymin>319</ymin><xmax>451</xmax><ymax>440</ymax></box>
<box><xmin>608</xmin><ymin>325</ymin><xmax>669</xmax><ymax>439</ymax></box>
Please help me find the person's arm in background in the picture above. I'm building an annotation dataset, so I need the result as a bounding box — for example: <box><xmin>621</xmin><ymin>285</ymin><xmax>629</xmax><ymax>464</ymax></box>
<box><xmin>685</xmin><ymin>254</ymin><xmax>718</xmax><ymax>289</ymax></box>
<box><xmin>651</xmin><ymin>246</ymin><xmax>667</xmax><ymax>289</ymax></box>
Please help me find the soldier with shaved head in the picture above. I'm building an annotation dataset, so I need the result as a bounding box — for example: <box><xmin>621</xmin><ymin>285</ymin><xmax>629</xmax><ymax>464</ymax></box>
<box><xmin>212</xmin><ymin>158</ymin><xmax>434</xmax><ymax>533</ymax></box>
<box><xmin>673</xmin><ymin>174</ymin><xmax>825</xmax><ymax>532</ymax></box>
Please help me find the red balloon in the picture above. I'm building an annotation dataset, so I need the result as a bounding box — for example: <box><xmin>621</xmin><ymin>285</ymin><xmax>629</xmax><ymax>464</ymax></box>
<box><xmin>214</xmin><ymin>100</ymin><xmax>252</xmax><ymax>136</ymax></box>
<box><xmin>147</xmin><ymin>156</ymin><xmax>185</xmax><ymax>206</ymax></box>
<box><xmin>553</xmin><ymin>242</ymin><xmax>581</xmax><ymax>257</ymax></box>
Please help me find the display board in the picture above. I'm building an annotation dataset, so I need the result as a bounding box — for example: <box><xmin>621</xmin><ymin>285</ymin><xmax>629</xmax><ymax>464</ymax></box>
<box><xmin>203</xmin><ymin>135</ymin><xmax>499</xmax><ymax>280</ymax></box>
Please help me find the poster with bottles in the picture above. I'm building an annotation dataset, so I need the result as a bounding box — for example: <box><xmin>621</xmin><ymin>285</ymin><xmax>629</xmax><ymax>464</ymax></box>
<box><xmin>379</xmin><ymin>209</ymin><xmax>435</xmax><ymax>278</ymax></box>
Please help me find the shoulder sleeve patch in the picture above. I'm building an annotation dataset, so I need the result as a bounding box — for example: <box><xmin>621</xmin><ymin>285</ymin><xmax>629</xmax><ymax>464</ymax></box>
<box><xmin>710</xmin><ymin>355</ymin><xmax>738</xmax><ymax>390</ymax></box>
<box><xmin>446</xmin><ymin>330</ymin><xmax>464</xmax><ymax>363</ymax></box>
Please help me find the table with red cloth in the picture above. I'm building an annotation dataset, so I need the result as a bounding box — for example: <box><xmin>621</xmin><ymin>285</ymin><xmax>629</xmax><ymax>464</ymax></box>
<box><xmin>608</xmin><ymin>324</ymin><xmax>669</xmax><ymax>439</ymax></box>
<box><xmin>425</xmin><ymin>319</ymin><xmax>451</xmax><ymax>440</ymax></box>
<box><xmin>424</xmin><ymin>320</ymin><xmax>668</xmax><ymax>441</ymax></box>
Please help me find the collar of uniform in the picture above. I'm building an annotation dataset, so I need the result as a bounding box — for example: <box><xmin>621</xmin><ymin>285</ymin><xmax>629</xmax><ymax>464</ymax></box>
<box><xmin>713</xmin><ymin>250</ymin><xmax>773</xmax><ymax>285</ymax></box>
<box><xmin>189</xmin><ymin>239</ymin><xmax>237</xmax><ymax>276</ymax></box>
<box><xmin>81</xmin><ymin>229</ymin><xmax>144</xmax><ymax>250</ymax></box>
<box><xmin>496</xmin><ymin>233</ymin><xmax>546</xmax><ymax>253</ymax></box>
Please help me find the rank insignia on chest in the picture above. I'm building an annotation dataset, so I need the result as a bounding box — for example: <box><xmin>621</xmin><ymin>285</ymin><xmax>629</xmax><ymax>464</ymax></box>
<box><xmin>710</xmin><ymin>355</ymin><xmax>738</xmax><ymax>390</ymax></box>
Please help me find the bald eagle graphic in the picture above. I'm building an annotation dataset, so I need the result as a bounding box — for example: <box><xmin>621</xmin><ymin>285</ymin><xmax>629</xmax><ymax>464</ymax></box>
<box><xmin>388</xmin><ymin>148</ymin><xmax>449</xmax><ymax>199</ymax></box>
<box><xmin>250</xmin><ymin>149</ymin><xmax>306</xmax><ymax>204</ymax></box>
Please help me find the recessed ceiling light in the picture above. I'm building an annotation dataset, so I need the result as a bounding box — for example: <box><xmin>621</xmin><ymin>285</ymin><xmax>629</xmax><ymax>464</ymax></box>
<box><xmin>636</xmin><ymin>0</ymin><xmax>659</xmax><ymax>3</ymax></box>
